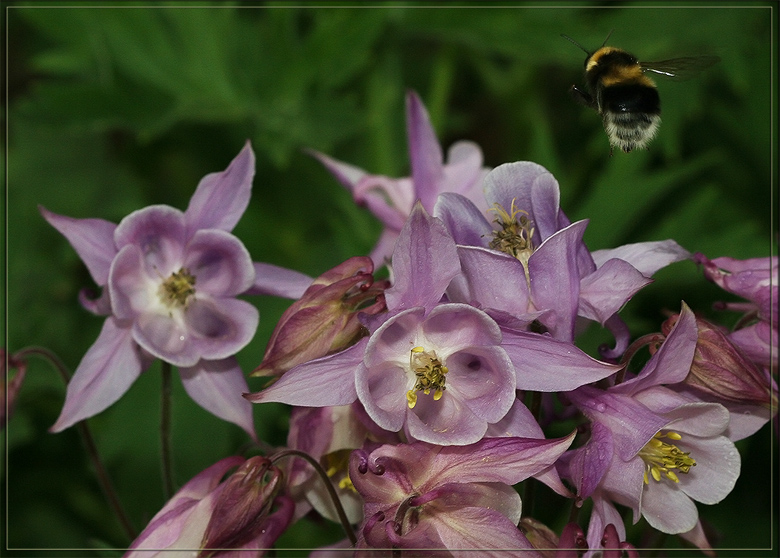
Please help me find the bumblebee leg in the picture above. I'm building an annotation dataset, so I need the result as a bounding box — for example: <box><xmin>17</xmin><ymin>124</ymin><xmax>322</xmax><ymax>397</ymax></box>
<box><xmin>569</xmin><ymin>85</ymin><xmax>597</xmax><ymax>109</ymax></box>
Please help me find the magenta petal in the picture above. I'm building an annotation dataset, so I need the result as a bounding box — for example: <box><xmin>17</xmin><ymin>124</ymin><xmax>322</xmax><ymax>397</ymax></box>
<box><xmin>406</xmin><ymin>91</ymin><xmax>444</xmax><ymax>211</ymax></box>
<box><xmin>449</xmin><ymin>246</ymin><xmax>531</xmax><ymax>316</ymax></box>
<box><xmin>183</xmin><ymin>229</ymin><xmax>255</xmax><ymax>296</ymax></box>
<box><xmin>182</xmin><ymin>297</ymin><xmax>259</xmax><ymax>361</ymax></box>
<box><xmin>501</xmin><ymin>329</ymin><xmax>620</xmax><ymax>392</ymax></box>
<box><xmin>51</xmin><ymin>317</ymin><xmax>143</xmax><ymax>432</ymax></box>
<box><xmin>385</xmin><ymin>203</ymin><xmax>460</xmax><ymax>312</ymax></box>
<box><xmin>434</xmin><ymin>192</ymin><xmax>494</xmax><ymax>247</ymax></box>
<box><xmin>592</xmin><ymin>240</ymin><xmax>691</xmax><ymax>277</ymax></box>
<box><xmin>527</xmin><ymin>220</ymin><xmax>588</xmax><ymax>341</ymax></box>
<box><xmin>245</xmin><ymin>339</ymin><xmax>365</xmax><ymax>406</ymax></box>
<box><xmin>184</xmin><ymin>141</ymin><xmax>255</xmax><ymax>234</ymax></box>
<box><xmin>245</xmin><ymin>262</ymin><xmax>313</xmax><ymax>298</ymax></box>
<box><xmin>179</xmin><ymin>357</ymin><xmax>256</xmax><ymax>440</ymax></box>
<box><xmin>40</xmin><ymin>206</ymin><xmax>117</xmax><ymax>286</ymax></box>
<box><xmin>483</xmin><ymin>161</ymin><xmax>562</xmax><ymax>241</ymax></box>
<box><xmin>579</xmin><ymin>258</ymin><xmax>653</xmax><ymax>324</ymax></box>
<box><xmin>114</xmin><ymin>205</ymin><xmax>187</xmax><ymax>275</ymax></box>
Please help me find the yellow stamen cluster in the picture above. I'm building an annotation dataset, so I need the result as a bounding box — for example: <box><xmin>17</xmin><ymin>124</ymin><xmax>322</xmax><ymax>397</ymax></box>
<box><xmin>488</xmin><ymin>199</ymin><xmax>535</xmax><ymax>264</ymax></box>
<box><xmin>159</xmin><ymin>268</ymin><xmax>196</xmax><ymax>308</ymax></box>
<box><xmin>324</xmin><ymin>449</ymin><xmax>356</xmax><ymax>493</ymax></box>
<box><xmin>638</xmin><ymin>431</ymin><xmax>696</xmax><ymax>485</ymax></box>
<box><xmin>406</xmin><ymin>346</ymin><xmax>449</xmax><ymax>409</ymax></box>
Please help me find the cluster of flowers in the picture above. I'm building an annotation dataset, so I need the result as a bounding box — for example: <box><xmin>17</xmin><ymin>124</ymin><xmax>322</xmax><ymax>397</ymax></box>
<box><xmin>18</xmin><ymin>91</ymin><xmax>777</xmax><ymax>555</ymax></box>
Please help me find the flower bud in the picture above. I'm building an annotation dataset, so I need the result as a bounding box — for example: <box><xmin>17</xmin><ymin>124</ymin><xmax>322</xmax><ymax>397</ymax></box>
<box><xmin>200</xmin><ymin>456</ymin><xmax>286</xmax><ymax>551</ymax></box>
<box><xmin>253</xmin><ymin>257</ymin><xmax>388</xmax><ymax>378</ymax></box>
<box><xmin>519</xmin><ymin>517</ymin><xmax>566</xmax><ymax>557</ymax></box>
<box><xmin>662</xmin><ymin>314</ymin><xmax>776</xmax><ymax>408</ymax></box>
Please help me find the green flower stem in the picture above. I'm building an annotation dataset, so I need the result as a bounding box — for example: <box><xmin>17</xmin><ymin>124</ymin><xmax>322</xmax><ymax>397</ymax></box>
<box><xmin>271</xmin><ymin>449</ymin><xmax>357</xmax><ymax>546</ymax></box>
<box><xmin>160</xmin><ymin>360</ymin><xmax>175</xmax><ymax>500</ymax></box>
<box><xmin>12</xmin><ymin>346</ymin><xmax>138</xmax><ymax>541</ymax></box>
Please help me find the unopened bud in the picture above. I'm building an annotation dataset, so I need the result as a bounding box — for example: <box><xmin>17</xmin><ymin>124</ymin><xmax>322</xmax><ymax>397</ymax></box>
<box><xmin>200</xmin><ymin>456</ymin><xmax>285</xmax><ymax>552</ymax></box>
<box><xmin>663</xmin><ymin>314</ymin><xmax>776</xmax><ymax>408</ymax></box>
<box><xmin>253</xmin><ymin>257</ymin><xmax>388</xmax><ymax>378</ymax></box>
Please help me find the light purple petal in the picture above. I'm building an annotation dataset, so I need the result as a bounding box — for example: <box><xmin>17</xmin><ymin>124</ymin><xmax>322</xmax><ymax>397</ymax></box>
<box><xmin>40</xmin><ymin>206</ymin><xmax>117</xmax><ymax>286</ymax></box>
<box><xmin>441</xmin><ymin>141</ymin><xmax>490</xmax><ymax>211</ymax></box>
<box><xmin>527</xmin><ymin>220</ymin><xmax>588</xmax><ymax>341</ymax></box>
<box><xmin>184</xmin><ymin>141</ymin><xmax>255</xmax><ymax>234</ymax></box>
<box><xmin>578</xmin><ymin>258</ymin><xmax>653</xmax><ymax>325</ymax></box>
<box><xmin>109</xmin><ymin>244</ymin><xmax>157</xmax><ymax>321</ymax></box>
<box><xmin>586</xmin><ymin>493</ymin><xmax>626</xmax><ymax>554</ymax></box>
<box><xmin>368</xmin><ymin>229</ymin><xmax>401</xmax><ymax>269</ymax></box>
<box><xmin>445</xmin><ymin>345</ymin><xmax>515</xmax><ymax>423</ymax></box>
<box><xmin>640</xmin><ymin>478</ymin><xmax>699</xmax><ymax>534</ymax></box>
<box><xmin>405</xmin><ymin>391</ymin><xmax>487</xmax><ymax>445</ymax></box>
<box><xmin>406</xmin><ymin>91</ymin><xmax>444</xmax><ymax>211</ymax></box>
<box><xmin>675</xmin><ymin>434</ymin><xmax>740</xmax><ymax>505</ymax></box>
<box><xmin>448</xmin><ymin>246</ymin><xmax>530</xmax><ymax>316</ymax></box>
<box><xmin>357</xmin><ymin>360</ymin><xmax>409</xmax><ymax>433</ymax></box>
<box><xmin>565</xmin><ymin>421</ymin><xmax>613</xmax><ymax>499</ymax></box>
<box><xmin>183</xmin><ymin>229</ymin><xmax>255</xmax><ymax>296</ymax></box>
<box><xmin>79</xmin><ymin>287</ymin><xmax>112</xmax><ymax>316</ymax></box>
<box><xmin>422</xmin><ymin>303</ymin><xmax>503</xmax><ymax>351</ymax></box>
<box><xmin>592</xmin><ymin>240</ymin><xmax>691</xmax><ymax>277</ymax></box>
<box><xmin>483</xmin><ymin>161</ymin><xmax>562</xmax><ymax>242</ymax></box>
<box><xmin>132</xmin><ymin>310</ymin><xmax>198</xmax><ymax>367</ymax></box>
<box><xmin>51</xmin><ymin>317</ymin><xmax>143</xmax><ymax>432</ymax></box>
<box><xmin>114</xmin><ymin>205</ymin><xmax>187</xmax><ymax>276</ymax></box>
<box><xmin>245</xmin><ymin>262</ymin><xmax>313</xmax><ymax>298</ymax></box>
<box><xmin>182</xmin><ymin>296</ymin><xmax>259</xmax><ymax>360</ymax></box>
<box><xmin>245</xmin><ymin>339</ymin><xmax>365</xmax><ymax>406</ymax></box>
<box><xmin>434</xmin><ymin>506</ymin><xmax>538</xmax><ymax>556</ymax></box>
<box><xmin>621</xmin><ymin>303</ymin><xmax>698</xmax><ymax>391</ymax></box>
<box><xmin>179</xmin><ymin>357</ymin><xmax>256</xmax><ymax>440</ymax></box>
<box><xmin>385</xmin><ymin>203</ymin><xmax>460</xmax><ymax>312</ymax></box>
<box><xmin>501</xmin><ymin>329</ymin><xmax>620</xmax><ymax>392</ymax></box>
<box><xmin>308</xmin><ymin>149</ymin><xmax>367</xmax><ymax>194</ymax></box>
<box><xmin>433</xmin><ymin>192</ymin><xmax>493</xmax><ymax>247</ymax></box>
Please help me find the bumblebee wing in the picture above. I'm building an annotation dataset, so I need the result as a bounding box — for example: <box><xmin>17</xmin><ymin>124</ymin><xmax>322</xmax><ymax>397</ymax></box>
<box><xmin>640</xmin><ymin>55</ymin><xmax>721</xmax><ymax>81</ymax></box>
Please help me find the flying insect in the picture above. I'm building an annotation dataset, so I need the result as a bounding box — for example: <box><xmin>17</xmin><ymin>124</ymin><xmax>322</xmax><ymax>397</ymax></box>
<box><xmin>563</xmin><ymin>32</ymin><xmax>720</xmax><ymax>153</ymax></box>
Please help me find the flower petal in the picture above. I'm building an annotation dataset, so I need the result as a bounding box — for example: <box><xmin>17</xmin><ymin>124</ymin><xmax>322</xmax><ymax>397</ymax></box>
<box><xmin>184</xmin><ymin>141</ymin><xmax>254</xmax><ymax>234</ymax></box>
<box><xmin>179</xmin><ymin>357</ymin><xmax>256</xmax><ymax>440</ymax></box>
<box><xmin>579</xmin><ymin>258</ymin><xmax>652</xmax><ymax>325</ymax></box>
<box><xmin>182</xmin><ymin>297</ymin><xmax>259</xmax><ymax>361</ymax></box>
<box><xmin>385</xmin><ymin>203</ymin><xmax>460</xmax><ymax>312</ymax></box>
<box><xmin>406</xmin><ymin>90</ymin><xmax>444</xmax><ymax>211</ymax></box>
<box><xmin>245</xmin><ymin>262</ymin><xmax>313</xmax><ymax>298</ymax></box>
<box><xmin>245</xmin><ymin>339</ymin><xmax>365</xmax><ymax>406</ymax></box>
<box><xmin>51</xmin><ymin>317</ymin><xmax>143</xmax><ymax>432</ymax></box>
<box><xmin>501</xmin><ymin>329</ymin><xmax>620</xmax><ymax>392</ymax></box>
<box><xmin>592</xmin><ymin>239</ymin><xmax>690</xmax><ymax>277</ymax></box>
<box><xmin>434</xmin><ymin>506</ymin><xmax>538</xmax><ymax>556</ymax></box>
<box><xmin>406</xmin><ymin>391</ymin><xmax>488</xmax><ymax>445</ymax></box>
<box><xmin>434</xmin><ymin>192</ymin><xmax>493</xmax><ymax>247</ymax></box>
<box><xmin>676</xmin><ymin>434</ymin><xmax>740</xmax><ymax>505</ymax></box>
<box><xmin>39</xmin><ymin>206</ymin><xmax>117</xmax><ymax>286</ymax></box>
<box><xmin>445</xmin><ymin>345</ymin><xmax>516</xmax><ymax>423</ymax></box>
<box><xmin>184</xmin><ymin>229</ymin><xmax>255</xmax><ymax>296</ymax></box>
<box><xmin>114</xmin><ymin>205</ymin><xmax>187</xmax><ymax>276</ymax></box>
<box><xmin>640</xmin><ymin>477</ymin><xmax>699</xmax><ymax>534</ymax></box>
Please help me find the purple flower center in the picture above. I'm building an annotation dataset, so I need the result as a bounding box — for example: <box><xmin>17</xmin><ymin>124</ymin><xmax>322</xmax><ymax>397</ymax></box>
<box><xmin>158</xmin><ymin>267</ymin><xmax>197</xmax><ymax>309</ymax></box>
<box><xmin>638</xmin><ymin>430</ymin><xmax>697</xmax><ymax>484</ymax></box>
<box><xmin>406</xmin><ymin>346</ymin><xmax>449</xmax><ymax>409</ymax></box>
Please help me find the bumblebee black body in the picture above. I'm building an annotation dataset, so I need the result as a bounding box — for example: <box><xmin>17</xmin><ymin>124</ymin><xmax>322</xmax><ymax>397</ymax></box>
<box><xmin>572</xmin><ymin>46</ymin><xmax>661</xmax><ymax>153</ymax></box>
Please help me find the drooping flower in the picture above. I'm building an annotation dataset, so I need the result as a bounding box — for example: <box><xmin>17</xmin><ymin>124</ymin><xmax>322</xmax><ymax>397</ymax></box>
<box><xmin>125</xmin><ymin>456</ymin><xmax>294</xmax><ymax>557</ymax></box>
<box><xmin>694</xmin><ymin>253</ymin><xmax>778</xmax><ymax>371</ymax></box>
<box><xmin>311</xmin><ymin>90</ymin><xmax>490</xmax><ymax>266</ymax></box>
<box><xmin>40</xmin><ymin>142</ymin><xmax>311</xmax><ymax>437</ymax></box>
<box><xmin>562</xmin><ymin>304</ymin><xmax>741</xmax><ymax>541</ymax></box>
<box><xmin>248</xmin><ymin>204</ymin><xmax>618</xmax><ymax>446</ymax></box>
<box><xmin>350</xmin><ymin>433</ymin><xmax>575</xmax><ymax>555</ymax></box>
<box><xmin>434</xmin><ymin>162</ymin><xmax>689</xmax><ymax>353</ymax></box>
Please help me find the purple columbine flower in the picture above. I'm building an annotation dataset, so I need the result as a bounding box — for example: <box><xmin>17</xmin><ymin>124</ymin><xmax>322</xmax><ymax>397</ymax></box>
<box><xmin>248</xmin><ymin>204</ymin><xmax>618</xmax><ymax>446</ymax></box>
<box><xmin>310</xmin><ymin>90</ymin><xmax>490</xmax><ymax>266</ymax></box>
<box><xmin>40</xmin><ymin>142</ymin><xmax>312</xmax><ymax>437</ymax></box>
<box><xmin>125</xmin><ymin>455</ymin><xmax>294</xmax><ymax>556</ymax></box>
<box><xmin>435</xmin><ymin>162</ymin><xmax>689</xmax><ymax>353</ymax></box>
<box><xmin>562</xmin><ymin>304</ymin><xmax>741</xmax><ymax>542</ymax></box>
<box><xmin>350</xmin><ymin>433</ymin><xmax>575</xmax><ymax>554</ymax></box>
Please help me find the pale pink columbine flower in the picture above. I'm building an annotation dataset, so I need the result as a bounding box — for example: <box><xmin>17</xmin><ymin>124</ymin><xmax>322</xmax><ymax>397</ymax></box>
<box><xmin>350</xmin><ymin>433</ymin><xmax>575</xmax><ymax>555</ymax></box>
<box><xmin>311</xmin><ymin>90</ymin><xmax>490</xmax><ymax>266</ymax></box>
<box><xmin>125</xmin><ymin>456</ymin><xmax>293</xmax><ymax>557</ymax></box>
<box><xmin>563</xmin><ymin>305</ymin><xmax>741</xmax><ymax>545</ymax></box>
<box><xmin>40</xmin><ymin>142</ymin><xmax>312</xmax><ymax>437</ymax></box>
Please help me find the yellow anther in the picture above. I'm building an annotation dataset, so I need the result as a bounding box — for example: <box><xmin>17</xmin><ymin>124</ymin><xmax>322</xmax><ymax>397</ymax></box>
<box><xmin>638</xmin><ymin>431</ymin><xmax>696</xmax><ymax>486</ymax></box>
<box><xmin>407</xmin><ymin>346</ymin><xmax>448</xmax><ymax>409</ymax></box>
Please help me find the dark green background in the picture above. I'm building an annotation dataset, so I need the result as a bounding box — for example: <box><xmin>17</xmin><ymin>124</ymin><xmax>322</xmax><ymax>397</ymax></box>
<box><xmin>4</xmin><ymin>2</ymin><xmax>777</xmax><ymax>555</ymax></box>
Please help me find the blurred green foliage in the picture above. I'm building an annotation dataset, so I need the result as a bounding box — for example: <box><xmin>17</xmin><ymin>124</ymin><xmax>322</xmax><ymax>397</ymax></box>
<box><xmin>4</xmin><ymin>2</ymin><xmax>776</xmax><ymax>555</ymax></box>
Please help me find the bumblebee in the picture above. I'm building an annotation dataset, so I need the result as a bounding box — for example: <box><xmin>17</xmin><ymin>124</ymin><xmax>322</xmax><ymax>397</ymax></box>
<box><xmin>563</xmin><ymin>33</ymin><xmax>720</xmax><ymax>153</ymax></box>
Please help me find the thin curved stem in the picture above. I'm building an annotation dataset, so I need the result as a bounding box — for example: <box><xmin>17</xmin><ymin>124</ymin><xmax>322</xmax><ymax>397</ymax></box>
<box><xmin>12</xmin><ymin>346</ymin><xmax>138</xmax><ymax>541</ymax></box>
<box><xmin>271</xmin><ymin>449</ymin><xmax>357</xmax><ymax>546</ymax></box>
<box><xmin>160</xmin><ymin>360</ymin><xmax>175</xmax><ymax>499</ymax></box>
